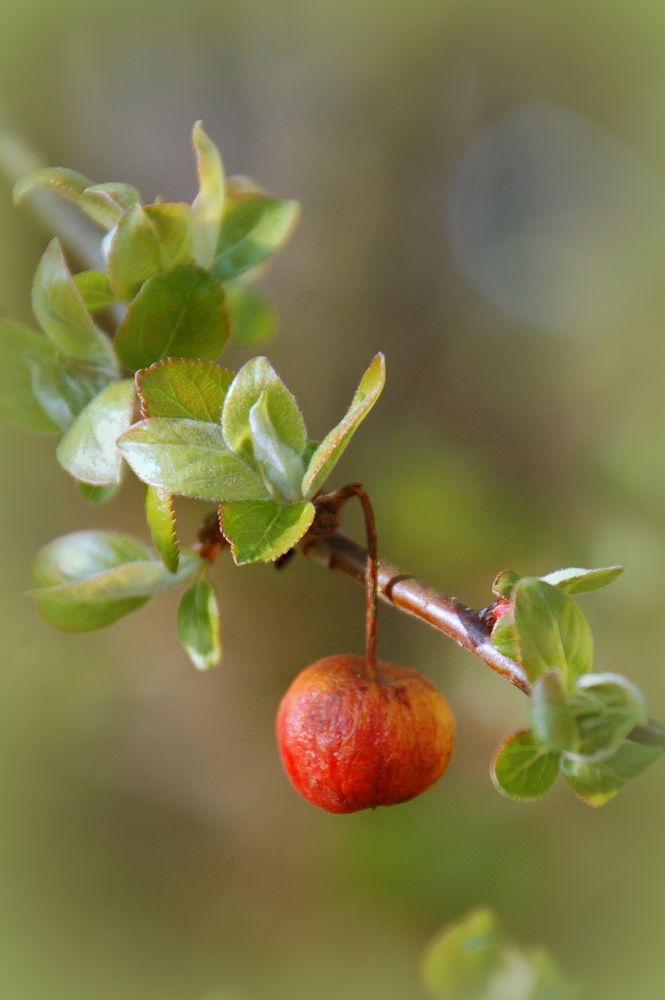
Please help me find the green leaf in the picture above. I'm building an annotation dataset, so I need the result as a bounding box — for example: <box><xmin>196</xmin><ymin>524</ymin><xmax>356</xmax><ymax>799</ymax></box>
<box><xmin>212</xmin><ymin>193</ymin><xmax>299</xmax><ymax>281</ymax></box>
<box><xmin>540</xmin><ymin>565</ymin><xmax>623</xmax><ymax>594</ymax></box>
<box><xmin>490</xmin><ymin>611</ymin><xmax>518</xmax><ymax>661</ymax></box>
<box><xmin>422</xmin><ymin>910</ymin><xmax>576</xmax><ymax>1000</ymax></box>
<box><xmin>177</xmin><ymin>577</ymin><xmax>221</xmax><ymax>670</ymax></box>
<box><xmin>512</xmin><ymin>578</ymin><xmax>593</xmax><ymax>687</ymax></box>
<box><xmin>221</xmin><ymin>499</ymin><xmax>315</xmax><ymax>565</ymax></box>
<box><xmin>421</xmin><ymin>908</ymin><xmax>504</xmax><ymax>1000</ymax></box>
<box><xmin>561</xmin><ymin>740</ymin><xmax>663</xmax><ymax>807</ymax></box>
<box><xmin>136</xmin><ymin>358</ymin><xmax>233</xmax><ymax>422</ymax></box>
<box><xmin>302</xmin><ymin>440</ymin><xmax>320</xmax><ymax>466</ymax></box>
<box><xmin>491</xmin><ymin>566</ymin><xmax>624</xmax><ymax>603</ymax></box>
<box><xmin>85</xmin><ymin>182</ymin><xmax>141</xmax><ymax>219</ymax></box>
<box><xmin>191</xmin><ymin>121</ymin><xmax>225</xmax><ymax>269</ymax></box>
<box><xmin>565</xmin><ymin>673</ymin><xmax>648</xmax><ymax>763</ymax></box>
<box><xmin>118</xmin><ymin>418</ymin><xmax>269</xmax><ymax>501</ymax></box>
<box><xmin>249</xmin><ymin>392</ymin><xmax>305</xmax><ymax>500</ymax></box>
<box><xmin>31</xmin><ymin>359</ymin><xmax>113</xmax><ymax>432</ymax></box>
<box><xmin>145</xmin><ymin>485</ymin><xmax>179</xmax><ymax>573</ymax></box>
<box><xmin>30</xmin><ymin>530</ymin><xmax>199</xmax><ymax>631</ymax></box>
<box><xmin>530</xmin><ymin>672</ymin><xmax>577</xmax><ymax>753</ymax></box>
<box><xmin>32</xmin><ymin>239</ymin><xmax>118</xmax><ymax>370</ymax></box>
<box><xmin>492</xmin><ymin>569</ymin><xmax>520</xmax><ymax>598</ymax></box>
<box><xmin>107</xmin><ymin>202</ymin><xmax>194</xmax><ymax>301</ymax></box>
<box><xmin>14</xmin><ymin>167</ymin><xmax>91</xmax><ymax>210</ymax></box>
<box><xmin>114</xmin><ymin>265</ymin><xmax>230</xmax><ymax>371</ymax></box>
<box><xmin>33</xmin><ymin>530</ymin><xmax>151</xmax><ymax>582</ymax></box>
<box><xmin>73</xmin><ymin>270</ymin><xmax>115</xmax><ymax>311</ymax></box>
<box><xmin>0</xmin><ymin>319</ymin><xmax>60</xmax><ymax>433</ymax></box>
<box><xmin>491</xmin><ymin>729</ymin><xmax>560</xmax><ymax>801</ymax></box>
<box><xmin>225</xmin><ymin>283</ymin><xmax>277</xmax><ymax>346</ymax></box>
<box><xmin>486</xmin><ymin>949</ymin><xmax>577</xmax><ymax>1000</ymax></box>
<box><xmin>222</xmin><ymin>356</ymin><xmax>306</xmax><ymax>456</ymax></box>
<box><xmin>56</xmin><ymin>380</ymin><xmax>135</xmax><ymax>485</ymax></box>
<box><xmin>302</xmin><ymin>353</ymin><xmax>386</xmax><ymax>499</ymax></box>
<box><xmin>225</xmin><ymin>175</ymin><xmax>264</xmax><ymax>198</ymax></box>
<box><xmin>79</xmin><ymin>482</ymin><xmax>121</xmax><ymax>504</ymax></box>
<box><xmin>14</xmin><ymin>168</ymin><xmax>139</xmax><ymax>229</ymax></box>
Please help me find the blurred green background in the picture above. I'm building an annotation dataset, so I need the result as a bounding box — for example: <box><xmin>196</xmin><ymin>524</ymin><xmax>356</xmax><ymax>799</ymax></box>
<box><xmin>1</xmin><ymin>0</ymin><xmax>664</xmax><ymax>997</ymax></box>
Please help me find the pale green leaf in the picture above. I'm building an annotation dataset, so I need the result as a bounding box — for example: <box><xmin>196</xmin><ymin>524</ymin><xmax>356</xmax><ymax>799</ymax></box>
<box><xmin>73</xmin><ymin>270</ymin><xmax>115</xmax><ymax>311</ymax></box>
<box><xmin>56</xmin><ymin>380</ymin><xmax>135</xmax><ymax>485</ymax></box>
<box><xmin>491</xmin><ymin>729</ymin><xmax>560</xmax><ymax>801</ymax></box>
<box><xmin>212</xmin><ymin>193</ymin><xmax>299</xmax><ymax>281</ymax></box>
<box><xmin>32</xmin><ymin>530</ymin><xmax>152</xmax><ymax>585</ymax></box>
<box><xmin>145</xmin><ymin>485</ymin><xmax>179</xmax><ymax>573</ymax></box>
<box><xmin>225</xmin><ymin>175</ymin><xmax>264</xmax><ymax>197</ymax></box>
<box><xmin>114</xmin><ymin>265</ymin><xmax>230</xmax><ymax>371</ymax></box>
<box><xmin>225</xmin><ymin>283</ymin><xmax>277</xmax><ymax>346</ymax></box>
<box><xmin>490</xmin><ymin>611</ymin><xmax>518</xmax><ymax>662</ymax></box>
<box><xmin>513</xmin><ymin>578</ymin><xmax>593</xmax><ymax>687</ymax></box>
<box><xmin>107</xmin><ymin>202</ymin><xmax>194</xmax><ymax>301</ymax></box>
<box><xmin>560</xmin><ymin>740</ymin><xmax>663</xmax><ymax>806</ymax></box>
<box><xmin>422</xmin><ymin>908</ymin><xmax>504</xmax><ymax>1000</ymax></box>
<box><xmin>485</xmin><ymin>948</ymin><xmax>576</xmax><ymax>1000</ymax></box>
<box><xmin>249</xmin><ymin>392</ymin><xmax>305</xmax><ymax>500</ymax></box>
<box><xmin>492</xmin><ymin>569</ymin><xmax>520</xmax><ymax>598</ymax></box>
<box><xmin>14</xmin><ymin>168</ymin><xmax>139</xmax><ymax>229</ymax></box>
<box><xmin>302</xmin><ymin>353</ymin><xmax>385</xmax><ymax>498</ymax></box>
<box><xmin>530</xmin><ymin>672</ymin><xmax>577</xmax><ymax>753</ymax></box>
<box><xmin>540</xmin><ymin>565</ymin><xmax>623</xmax><ymax>594</ymax></box>
<box><xmin>0</xmin><ymin>319</ymin><xmax>60</xmax><ymax>433</ymax></box>
<box><xmin>30</xmin><ymin>530</ymin><xmax>199</xmax><ymax>631</ymax></box>
<box><xmin>422</xmin><ymin>910</ymin><xmax>576</xmax><ymax>1000</ymax></box>
<box><xmin>221</xmin><ymin>499</ymin><xmax>315</xmax><ymax>565</ymax></box>
<box><xmin>79</xmin><ymin>482</ymin><xmax>121</xmax><ymax>504</ymax></box>
<box><xmin>14</xmin><ymin>167</ymin><xmax>90</xmax><ymax>206</ymax></box>
<box><xmin>85</xmin><ymin>181</ymin><xmax>141</xmax><ymax>219</ymax></box>
<box><xmin>222</xmin><ymin>356</ymin><xmax>306</xmax><ymax>456</ymax></box>
<box><xmin>565</xmin><ymin>673</ymin><xmax>648</xmax><ymax>763</ymax></box>
<box><xmin>31</xmin><ymin>359</ymin><xmax>113</xmax><ymax>432</ymax></box>
<box><xmin>302</xmin><ymin>440</ymin><xmax>320</xmax><ymax>466</ymax></box>
<box><xmin>136</xmin><ymin>358</ymin><xmax>233</xmax><ymax>422</ymax></box>
<box><xmin>191</xmin><ymin>121</ymin><xmax>225</xmax><ymax>268</ymax></box>
<box><xmin>177</xmin><ymin>577</ymin><xmax>221</xmax><ymax>670</ymax></box>
<box><xmin>118</xmin><ymin>418</ymin><xmax>269</xmax><ymax>501</ymax></box>
<box><xmin>32</xmin><ymin>239</ymin><xmax>118</xmax><ymax>369</ymax></box>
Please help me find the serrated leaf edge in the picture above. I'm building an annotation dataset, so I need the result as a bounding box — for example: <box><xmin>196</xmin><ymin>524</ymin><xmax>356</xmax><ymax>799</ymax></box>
<box><xmin>490</xmin><ymin>728</ymin><xmax>560</xmax><ymax>802</ymax></box>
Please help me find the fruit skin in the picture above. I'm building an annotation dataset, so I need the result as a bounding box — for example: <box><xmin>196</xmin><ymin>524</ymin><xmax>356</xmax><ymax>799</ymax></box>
<box><xmin>276</xmin><ymin>655</ymin><xmax>456</xmax><ymax>813</ymax></box>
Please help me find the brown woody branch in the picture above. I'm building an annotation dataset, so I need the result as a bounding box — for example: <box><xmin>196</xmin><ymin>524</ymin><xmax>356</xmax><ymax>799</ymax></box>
<box><xmin>299</xmin><ymin>528</ymin><xmax>665</xmax><ymax>750</ymax></box>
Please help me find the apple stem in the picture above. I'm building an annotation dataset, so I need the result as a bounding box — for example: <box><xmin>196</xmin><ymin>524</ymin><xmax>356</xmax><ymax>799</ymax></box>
<box><xmin>311</xmin><ymin>483</ymin><xmax>379</xmax><ymax>682</ymax></box>
<box><xmin>355</xmin><ymin>486</ymin><xmax>379</xmax><ymax>682</ymax></box>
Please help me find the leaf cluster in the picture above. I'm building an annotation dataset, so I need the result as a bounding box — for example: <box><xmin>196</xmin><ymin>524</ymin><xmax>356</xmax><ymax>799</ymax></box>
<box><xmin>2</xmin><ymin>124</ymin><xmax>385</xmax><ymax>669</ymax></box>
<box><xmin>489</xmin><ymin>568</ymin><xmax>662</xmax><ymax>806</ymax></box>
<box><xmin>120</xmin><ymin>351</ymin><xmax>385</xmax><ymax>565</ymax></box>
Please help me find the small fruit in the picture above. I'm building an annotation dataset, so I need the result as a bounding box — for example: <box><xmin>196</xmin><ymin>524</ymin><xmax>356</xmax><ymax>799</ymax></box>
<box><xmin>276</xmin><ymin>654</ymin><xmax>456</xmax><ymax>813</ymax></box>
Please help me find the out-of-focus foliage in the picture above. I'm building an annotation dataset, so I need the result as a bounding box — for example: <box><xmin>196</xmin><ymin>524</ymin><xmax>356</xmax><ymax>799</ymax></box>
<box><xmin>422</xmin><ymin>908</ymin><xmax>577</xmax><ymax>999</ymax></box>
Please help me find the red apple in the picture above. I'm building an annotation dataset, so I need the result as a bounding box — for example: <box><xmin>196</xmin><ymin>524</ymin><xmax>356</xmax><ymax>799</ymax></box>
<box><xmin>276</xmin><ymin>654</ymin><xmax>456</xmax><ymax>813</ymax></box>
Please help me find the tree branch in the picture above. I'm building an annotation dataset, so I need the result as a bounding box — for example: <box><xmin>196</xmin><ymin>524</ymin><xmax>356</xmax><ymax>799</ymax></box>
<box><xmin>300</xmin><ymin>529</ymin><xmax>665</xmax><ymax>750</ymax></box>
<box><xmin>7</xmin><ymin>119</ymin><xmax>662</xmax><ymax>755</ymax></box>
